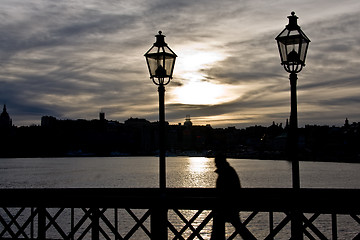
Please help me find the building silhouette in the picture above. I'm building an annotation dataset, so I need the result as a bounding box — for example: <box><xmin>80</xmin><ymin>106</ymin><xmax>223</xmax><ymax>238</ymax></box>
<box><xmin>0</xmin><ymin>105</ymin><xmax>360</xmax><ymax>162</ymax></box>
<box><xmin>0</xmin><ymin>105</ymin><xmax>12</xmax><ymax>128</ymax></box>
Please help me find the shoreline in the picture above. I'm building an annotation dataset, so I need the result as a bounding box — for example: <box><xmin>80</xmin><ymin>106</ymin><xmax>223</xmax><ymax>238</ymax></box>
<box><xmin>1</xmin><ymin>153</ymin><xmax>359</xmax><ymax>164</ymax></box>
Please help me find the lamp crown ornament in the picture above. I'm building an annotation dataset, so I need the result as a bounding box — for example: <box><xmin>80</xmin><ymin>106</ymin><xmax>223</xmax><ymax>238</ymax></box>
<box><xmin>154</xmin><ymin>31</ymin><xmax>167</xmax><ymax>47</ymax></box>
<box><xmin>286</xmin><ymin>11</ymin><xmax>299</xmax><ymax>30</ymax></box>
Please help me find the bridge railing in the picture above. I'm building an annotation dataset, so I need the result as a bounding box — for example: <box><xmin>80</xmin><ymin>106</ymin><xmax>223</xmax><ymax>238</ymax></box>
<box><xmin>1</xmin><ymin>188</ymin><xmax>359</xmax><ymax>239</ymax></box>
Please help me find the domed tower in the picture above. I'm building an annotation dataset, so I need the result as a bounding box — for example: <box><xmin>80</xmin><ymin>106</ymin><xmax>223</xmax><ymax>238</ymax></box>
<box><xmin>0</xmin><ymin>105</ymin><xmax>12</xmax><ymax>128</ymax></box>
<box><xmin>184</xmin><ymin>115</ymin><xmax>192</xmax><ymax>127</ymax></box>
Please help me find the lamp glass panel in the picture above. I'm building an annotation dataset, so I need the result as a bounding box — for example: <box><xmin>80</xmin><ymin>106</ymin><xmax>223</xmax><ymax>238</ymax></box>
<box><xmin>299</xmin><ymin>41</ymin><xmax>309</xmax><ymax>63</ymax></box>
<box><xmin>164</xmin><ymin>57</ymin><xmax>175</xmax><ymax>77</ymax></box>
<box><xmin>146</xmin><ymin>56</ymin><xmax>159</xmax><ymax>77</ymax></box>
<box><xmin>278</xmin><ymin>41</ymin><xmax>287</xmax><ymax>63</ymax></box>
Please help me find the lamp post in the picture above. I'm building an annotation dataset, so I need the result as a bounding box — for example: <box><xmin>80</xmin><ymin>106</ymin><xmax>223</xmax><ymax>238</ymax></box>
<box><xmin>144</xmin><ymin>31</ymin><xmax>177</xmax><ymax>190</ymax></box>
<box><xmin>145</xmin><ymin>31</ymin><xmax>176</xmax><ymax>240</ymax></box>
<box><xmin>276</xmin><ymin>12</ymin><xmax>310</xmax><ymax>239</ymax></box>
<box><xmin>275</xmin><ymin>11</ymin><xmax>310</xmax><ymax>189</ymax></box>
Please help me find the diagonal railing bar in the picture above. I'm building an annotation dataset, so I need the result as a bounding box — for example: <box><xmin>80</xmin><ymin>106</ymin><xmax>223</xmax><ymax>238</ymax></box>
<box><xmin>352</xmin><ymin>214</ymin><xmax>360</xmax><ymax>224</ymax></box>
<box><xmin>2</xmin><ymin>207</ymin><xmax>29</xmax><ymax>239</ymax></box>
<box><xmin>0</xmin><ymin>210</ymin><xmax>17</xmax><ymax>239</ymax></box>
<box><xmin>0</xmin><ymin>207</ymin><xmax>23</xmax><ymax>238</ymax></box>
<box><xmin>3</xmin><ymin>207</ymin><xmax>25</xmax><ymax>229</ymax></box>
<box><xmin>301</xmin><ymin>213</ymin><xmax>327</xmax><ymax>240</ymax></box>
<box><xmin>169</xmin><ymin>209</ymin><xmax>188</xmax><ymax>240</ymax></box>
<box><xmin>171</xmin><ymin>209</ymin><xmax>204</xmax><ymax>240</ymax></box>
<box><xmin>228</xmin><ymin>231</ymin><xmax>237</xmax><ymax>240</ymax></box>
<box><xmin>353</xmin><ymin>233</ymin><xmax>360</xmax><ymax>240</ymax></box>
<box><xmin>67</xmin><ymin>208</ymin><xmax>93</xmax><ymax>240</ymax></box>
<box><xmin>98</xmin><ymin>209</ymin><xmax>124</xmax><ymax>240</ymax></box>
<box><xmin>14</xmin><ymin>207</ymin><xmax>39</xmax><ymax>239</ymax></box>
<box><xmin>243</xmin><ymin>211</ymin><xmax>259</xmax><ymax>226</ymax></box>
<box><xmin>187</xmin><ymin>211</ymin><xmax>214</xmax><ymax>240</ymax></box>
<box><xmin>350</xmin><ymin>214</ymin><xmax>360</xmax><ymax>240</ymax></box>
<box><xmin>303</xmin><ymin>213</ymin><xmax>319</xmax><ymax>238</ymax></box>
<box><xmin>302</xmin><ymin>213</ymin><xmax>321</xmax><ymax>240</ymax></box>
<box><xmin>228</xmin><ymin>216</ymin><xmax>257</xmax><ymax>240</ymax></box>
<box><xmin>44</xmin><ymin>208</ymin><xmax>68</xmax><ymax>239</ymax></box>
<box><xmin>11</xmin><ymin>207</ymin><xmax>40</xmax><ymax>239</ymax></box>
<box><xmin>181</xmin><ymin>209</ymin><xmax>204</xmax><ymax>238</ymax></box>
<box><xmin>264</xmin><ymin>213</ymin><xmax>291</xmax><ymax>240</ymax></box>
<box><xmin>168</xmin><ymin>221</ymin><xmax>186</xmax><ymax>240</ymax></box>
<box><xmin>303</xmin><ymin>230</ymin><xmax>317</xmax><ymax>240</ymax></box>
<box><xmin>304</xmin><ymin>212</ymin><xmax>320</xmax><ymax>224</ymax></box>
<box><xmin>302</xmin><ymin>213</ymin><xmax>328</xmax><ymax>240</ymax></box>
<box><xmin>227</xmin><ymin>211</ymin><xmax>259</xmax><ymax>240</ymax></box>
<box><xmin>124</xmin><ymin>208</ymin><xmax>152</xmax><ymax>240</ymax></box>
<box><xmin>77</xmin><ymin>221</ymin><xmax>92</xmax><ymax>240</ymax></box>
<box><xmin>228</xmin><ymin>222</ymin><xmax>255</xmax><ymax>240</ymax></box>
<box><xmin>99</xmin><ymin>226</ymin><xmax>112</xmax><ymax>240</ymax></box>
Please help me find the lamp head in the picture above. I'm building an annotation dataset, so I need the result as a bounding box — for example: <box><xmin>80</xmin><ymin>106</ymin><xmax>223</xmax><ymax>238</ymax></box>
<box><xmin>144</xmin><ymin>31</ymin><xmax>177</xmax><ymax>85</ymax></box>
<box><xmin>275</xmin><ymin>12</ymin><xmax>310</xmax><ymax>73</ymax></box>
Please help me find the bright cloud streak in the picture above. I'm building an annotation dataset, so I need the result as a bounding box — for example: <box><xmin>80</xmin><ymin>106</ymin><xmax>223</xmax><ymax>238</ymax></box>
<box><xmin>171</xmin><ymin>81</ymin><xmax>234</xmax><ymax>105</ymax></box>
<box><xmin>176</xmin><ymin>45</ymin><xmax>226</xmax><ymax>78</ymax></box>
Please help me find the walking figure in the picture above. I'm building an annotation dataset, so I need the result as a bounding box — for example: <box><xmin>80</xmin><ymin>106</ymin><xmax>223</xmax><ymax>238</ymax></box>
<box><xmin>210</xmin><ymin>154</ymin><xmax>256</xmax><ymax>240</ymax></box>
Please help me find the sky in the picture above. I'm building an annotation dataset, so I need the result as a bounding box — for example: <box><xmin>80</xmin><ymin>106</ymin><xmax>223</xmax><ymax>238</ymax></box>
<box><xmin>1</xmin><ymin>0</ymin><xmax>360</xmax><ymax>128</ymax></box>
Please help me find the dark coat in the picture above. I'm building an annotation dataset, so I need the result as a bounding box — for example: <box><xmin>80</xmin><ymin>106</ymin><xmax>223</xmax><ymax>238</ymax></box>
<box><xmin>215</xmin><ymin>162</ymin><xmax>241</xmax><ymax>194</ymax></box>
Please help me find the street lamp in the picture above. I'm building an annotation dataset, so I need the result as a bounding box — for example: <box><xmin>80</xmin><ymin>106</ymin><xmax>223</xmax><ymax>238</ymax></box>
<box><xmin>276</xmin><ymin>12</ymin><xmax>310</xmax><ymax>240</ymax></box>
<box><xmin>145</xmin><ymin>31</ymin><xmax>177</xmax><ymax>189</ymax></box>
<box><xmin>276</xmin><ymin>11</ymin><xmax>310</xmax><ymax>189</ymax></box>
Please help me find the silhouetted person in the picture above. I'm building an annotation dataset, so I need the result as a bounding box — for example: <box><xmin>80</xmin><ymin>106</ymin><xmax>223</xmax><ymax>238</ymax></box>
<box><xmin>211</xmin><ymin>154</ymin><xmax>256</xmax><ymax>240</ymax></box>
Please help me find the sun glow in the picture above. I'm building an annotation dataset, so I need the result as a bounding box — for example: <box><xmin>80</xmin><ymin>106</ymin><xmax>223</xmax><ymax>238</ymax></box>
<box><xmin>177</xmin><ymin>50</ymin><xmax>224</xmax><ymax>74</ymax></box>
<box><xmin>171</xmin><ymin>45</ymin><xmax>235</xmax><ymax>105</ymax></box>
<box><xmin>172</xmin><ymin>81</ymin><xmax>235</xmax><ymax>105</ymax></box>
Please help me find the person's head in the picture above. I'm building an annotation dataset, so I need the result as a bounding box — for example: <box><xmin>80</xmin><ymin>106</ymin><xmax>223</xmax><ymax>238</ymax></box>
<box><xmin>214</xmin><ymin>153</ymin><xmax>229</xmax><ymax>169</ymax></box>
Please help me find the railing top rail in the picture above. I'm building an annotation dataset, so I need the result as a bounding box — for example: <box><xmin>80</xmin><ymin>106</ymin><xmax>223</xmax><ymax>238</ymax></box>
<box><xmin>1</xmin><ymin>188</ymin><xmax>359</xmax><ymax>213</ymax></box>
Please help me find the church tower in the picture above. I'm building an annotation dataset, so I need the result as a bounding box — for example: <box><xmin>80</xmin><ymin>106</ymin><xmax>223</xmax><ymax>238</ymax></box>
<box><xmin>0</xmin><ymin>104</ymin><xmax>12</xmax><ymax>128</ymax></box>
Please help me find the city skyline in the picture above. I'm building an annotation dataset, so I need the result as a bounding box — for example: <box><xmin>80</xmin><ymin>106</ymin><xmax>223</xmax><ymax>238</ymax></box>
<box><xmin>1</xmin><ymin>103</ymin><xmax>353</xmax><ymax>129</ymax></box>
<box><xmin>1</xmin><ymin>1</ymin><xmax>360</xmax><ymax>128</ymax></box>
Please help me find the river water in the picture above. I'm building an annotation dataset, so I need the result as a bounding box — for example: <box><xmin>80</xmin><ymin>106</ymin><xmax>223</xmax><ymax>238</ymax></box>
<box><xmin>0</xmin><ymin>156</ymin><xmax>359</xmax><ymax>189</ymax></box>
<box><xmin>0</xmin><ymin>157</ymin><xmax>359</xmax><ymax>239</ymax></box>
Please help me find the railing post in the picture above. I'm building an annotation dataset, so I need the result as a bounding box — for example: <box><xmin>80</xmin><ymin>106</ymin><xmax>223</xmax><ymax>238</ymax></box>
<box><xmin>31</xmin><ymin>207</ymin><xmax>35</xmax><ymax>239</ymax></box>
<box><xmin>269</xmin><ymin>211</ymin><xmax>274</xmax><ymax>240</ymax></box>
<box><xmin>332</xmin><ymin>214</ymin><xmax>337</xmax><ymax>240</ymax></box>
<box><xmin>91</xmin><ymin>208</ymin><xmax>100</xmax><ymax>240</ymax></box>
<box><xmin>71</xmin><ymin>208</ymin><xmax>75</xmax><ymax>240</ymax></box>
<box><xmin>210</xmin><ymin>210</ymin><xmax>225</xmax><ymax>240</ymax></box>
<box><xmin>151</xmin><ymin>207</ymin><xmax>167</xmax><ymax>240</ymax></box>
<box><xmin>291</xmin><ymin>210</ymin><xmax>303</xmax><ymax>240</ymax></box>
<box><xmin>37</xmin><ymin>207</ymin><xmax>46</xmax><ymax>240</ymax></box>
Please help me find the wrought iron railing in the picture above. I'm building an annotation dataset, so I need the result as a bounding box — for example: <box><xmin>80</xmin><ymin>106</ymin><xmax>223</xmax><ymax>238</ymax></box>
<box><xmin>1</xmin><ymin>188</ymin><xmax>359</xmax><ymax>239</ymax></box>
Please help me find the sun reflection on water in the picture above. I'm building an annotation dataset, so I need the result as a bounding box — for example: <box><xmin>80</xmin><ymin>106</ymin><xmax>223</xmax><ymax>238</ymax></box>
<box><xmin>188</xmin><ymin>157</ymin><xmax>209</xmax><ymax>173</ymax></box>
<box><xmin>182</xmin><ymin>157</ymin><xmax>216</xmax><ymax>188</ymax></box>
